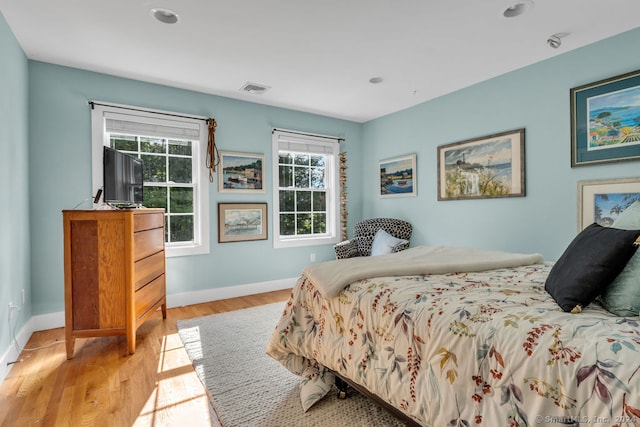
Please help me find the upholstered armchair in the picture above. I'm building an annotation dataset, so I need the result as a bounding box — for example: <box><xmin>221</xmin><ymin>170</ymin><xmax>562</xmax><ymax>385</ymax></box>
<box><xmin>334</xmin><ymin>218</ymin><xmax>412</xmax><ymax>259</ymax></box>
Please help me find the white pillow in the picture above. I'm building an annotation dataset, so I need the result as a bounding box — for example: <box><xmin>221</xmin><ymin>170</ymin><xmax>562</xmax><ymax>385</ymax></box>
<box><xmin>370</xmin><ymin>229</ymin><xmax>409</xmax><ymax>256</ymax></box>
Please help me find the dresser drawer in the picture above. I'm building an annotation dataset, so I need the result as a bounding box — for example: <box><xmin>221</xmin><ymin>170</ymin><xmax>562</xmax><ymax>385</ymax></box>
<box><xmin>134</xmin><ymin>212</ymin><xmax>164</xmax><ymax>232</ymax></box>
<box><xmin>135</xmin><ymin>274</ymin><xmax>165</xmax><ymax>319</ymax></box>
<box><xmin>134</xmin><ymin>228</ymin><xmax>164</xmax><ymax>261</ymax></box>
<box><xmin>134</xmin><ymin>251</ymin><xmax>165</xmax><ymax>292</ymax></box>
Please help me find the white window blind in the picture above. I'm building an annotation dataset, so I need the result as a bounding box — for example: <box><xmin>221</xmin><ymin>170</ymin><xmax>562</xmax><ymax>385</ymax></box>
<box><xmin>104</xmin><ymin>111</ymin><xmax>201</xmax><ymax>140</ymax></box>
<box><xmin>271</xmin><ymin>129</ymin><xmax>341</xmax><ymax>249</ymax></box>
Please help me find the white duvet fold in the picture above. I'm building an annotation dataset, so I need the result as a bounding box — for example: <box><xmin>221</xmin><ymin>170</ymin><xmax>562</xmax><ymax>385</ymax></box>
<box><xmin>303</xmin><ymin>245</ymin><xmax>544</xmax><ymax>299</ymax></box>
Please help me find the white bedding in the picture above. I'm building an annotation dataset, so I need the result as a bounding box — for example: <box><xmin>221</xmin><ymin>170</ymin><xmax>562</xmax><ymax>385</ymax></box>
<box><xmin>302</xmin><ymin>245</ymin><xmax>544</xmax><ymax>298</ymax></box>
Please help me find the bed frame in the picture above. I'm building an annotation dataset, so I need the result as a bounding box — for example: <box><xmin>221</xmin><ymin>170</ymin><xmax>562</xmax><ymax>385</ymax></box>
<box><xmin>332</xmin><ymin>370</ymin><xmax>421</xmax><ymax>427</ymax></box>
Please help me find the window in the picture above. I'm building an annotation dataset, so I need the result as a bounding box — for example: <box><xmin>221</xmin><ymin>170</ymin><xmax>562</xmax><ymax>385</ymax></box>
<box><xmin>91</xmin><ymin>103</ymin><xmax>209</xmax><ymax>257</ymax></box>
<box><xmin>272</xmin><ymin>129</ymin><xmax>341</xmax><ymax>248</ymax></box>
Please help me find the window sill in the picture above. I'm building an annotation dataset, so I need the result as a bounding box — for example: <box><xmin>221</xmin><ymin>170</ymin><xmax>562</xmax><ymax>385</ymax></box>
<box><xmin>273</xmin><ymin>235</ymin><xmax>340</xmax><ymax>249</ymax></box>
<box><xmin>166</xmin><ymin>243</ymin><xmax>209</xmax><ymax>258</ymax></box>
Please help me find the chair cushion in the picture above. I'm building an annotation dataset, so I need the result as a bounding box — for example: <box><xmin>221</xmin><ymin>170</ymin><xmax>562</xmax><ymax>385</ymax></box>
<box><xmin>370</xmin><ymin>229</ymin><xmax>409</xmax><ymax>256</ymax></box>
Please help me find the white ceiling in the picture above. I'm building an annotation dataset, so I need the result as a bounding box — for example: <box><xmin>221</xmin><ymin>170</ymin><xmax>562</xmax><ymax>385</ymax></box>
<box><xmin>1</xmin><ymin>0</ymin><xmax>639</xmax><ymax>123</ymax></box>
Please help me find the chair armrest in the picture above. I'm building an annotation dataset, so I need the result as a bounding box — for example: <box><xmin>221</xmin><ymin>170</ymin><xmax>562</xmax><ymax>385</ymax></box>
<box><xmin>334</xmin><ymin>239</ymin><xmax>360</xmax><ymax>259</ymax></box>
<box><xmin>391</xmin><ymin>241</ymin><xmax>410</xmax><ymax>254</ymax></box>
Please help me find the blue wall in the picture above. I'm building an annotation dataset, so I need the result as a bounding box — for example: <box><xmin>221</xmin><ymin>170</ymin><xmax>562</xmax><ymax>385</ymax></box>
<box><xmin>0</xmin><ymin>13</ymin><xmax>30</xmax><ymax>354</ymax></box>
<box><xmin>2</xmin><ymin>11</ymin><xmax>639</xmax><ymax>324</ymax></box>
<box><xmin>27</xmin><ymin>62</ymin><xmax>363</xmax><ymax>315</ymax></box>
<box><xmin>363</xmin><ymin>27</ymin><xmax>640</xmax><ymax>261</ymax></box>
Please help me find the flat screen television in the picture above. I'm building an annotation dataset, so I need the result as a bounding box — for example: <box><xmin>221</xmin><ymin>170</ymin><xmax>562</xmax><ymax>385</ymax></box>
<box><xmin>103</xmin><ymin>146</ymin><xmax>144</xmax><ymax>206</ymax></box>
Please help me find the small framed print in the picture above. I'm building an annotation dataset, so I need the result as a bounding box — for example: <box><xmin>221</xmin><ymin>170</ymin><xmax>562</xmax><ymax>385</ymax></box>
<box><xmin>218</xmin><ymin>151</ymin><xmax>264</xmax><ymax>193</ymax></box>
<box><xmin>379</xmin><ymin>154</ymin><xmax>417</xmax><ymax>198</ymax></box>
<box><xmin>218</xmin><ymin>203</ymin><xmax>268</xmax><ymax>243</ymax></box>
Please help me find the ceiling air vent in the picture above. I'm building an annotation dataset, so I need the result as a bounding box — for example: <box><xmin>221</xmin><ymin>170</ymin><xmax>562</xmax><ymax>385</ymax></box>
<box><xmin>240</xmin><ymin>82</ymin><xmax>271</xmax><ymax>95</ymax></box>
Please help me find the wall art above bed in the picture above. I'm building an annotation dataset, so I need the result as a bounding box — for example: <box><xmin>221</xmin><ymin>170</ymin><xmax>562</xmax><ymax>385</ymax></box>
<box><xmin>571</xmin><ymin>68</ymin><xmax>640</xmax><ymax>167</ymax></box>
<box><xmin>437</xmin><ymin>128</ymin><xmax>525</xmax><ymax>201</ymax></box>
<box><xmin>577</xmin><ymin>177</ymin><xmax>640</xmax><ymax>231</ymax></box>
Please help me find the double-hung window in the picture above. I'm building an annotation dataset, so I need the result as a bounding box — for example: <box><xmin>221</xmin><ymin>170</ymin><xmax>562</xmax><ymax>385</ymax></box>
<box><xmin>271</xmin><ymin>129</ymin><xmax>341</xmax><ymax>248</ymax></box>
<box><xmin>91</xmin><ymin>102</ymin><xmax>209</xmax><ymax>257</ymax></box>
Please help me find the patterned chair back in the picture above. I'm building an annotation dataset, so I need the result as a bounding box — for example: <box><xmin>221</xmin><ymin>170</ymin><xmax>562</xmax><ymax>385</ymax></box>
<box><xmin>354</xmin><ymin>218</ymin><xmax>412</xmax><ymax>257</ymax></box>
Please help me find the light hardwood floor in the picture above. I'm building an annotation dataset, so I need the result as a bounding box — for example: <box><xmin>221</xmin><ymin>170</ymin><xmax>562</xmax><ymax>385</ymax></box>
<box><xmin>0</xmin><ymin>289</ymin><xmax>291</xmax><ymax>427</ymax></box>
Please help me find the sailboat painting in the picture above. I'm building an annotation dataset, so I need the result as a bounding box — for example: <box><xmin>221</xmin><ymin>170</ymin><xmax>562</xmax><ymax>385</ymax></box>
<box><xmin>379</xmin><ymin>154</ymin><xmax>417</xmax><ymax>198</ymax></box>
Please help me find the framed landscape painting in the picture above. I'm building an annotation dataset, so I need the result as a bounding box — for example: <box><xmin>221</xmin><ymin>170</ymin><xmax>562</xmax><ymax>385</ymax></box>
<box><xmin>571</xmin><ymin>69</ymin><xmax>640</xmax><ymax>167</ymax></box>
<box><xmin>379</xmin><ymin>154</ymin><xmax>417</xmax><ymax>198</ymax></box>
<box><xmin>218</xmin><ymin>151</ymin><xmax>264</xmax><ymax>193</ymax></box>
<box><xmin>577</xmin><ymin>177</ymin><xmax>640</xmax><ymax>231</ymax></box>
<box><xmin>218</xmin><ymin>203</ymin><xmax>268</xmax><ymax>243</ymax></box>
<box><xmin>437</xmin><ymin>128</ymin><xmax>525</xmax><ymax>201</ymax></box>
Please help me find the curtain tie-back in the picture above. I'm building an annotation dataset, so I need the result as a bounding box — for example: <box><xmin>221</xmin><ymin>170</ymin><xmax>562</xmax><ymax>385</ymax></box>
<box><xmin>206</xmin><ymin>118</ymin><xmax>219</xmax><ymax>182</ymax></box>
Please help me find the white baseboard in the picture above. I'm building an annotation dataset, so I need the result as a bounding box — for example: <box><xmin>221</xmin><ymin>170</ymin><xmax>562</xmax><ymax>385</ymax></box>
<box><xmin>168</xmin><ymin>277</ymin><xmax>296</xmax><ymax>308</ymax></box>
<box><xmin>0</xmin><ymin>314</ymin><xmax>37</xmax><ymax>384</ymax></box>
<box><xmin>0</xmin><ymin>277</ymin><xmax>296</xmax><ymax>384</ymax></box>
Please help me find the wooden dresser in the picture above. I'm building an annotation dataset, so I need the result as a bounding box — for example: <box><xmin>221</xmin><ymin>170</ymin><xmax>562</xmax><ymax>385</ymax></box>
<box><xmin>62</xmin><ymin>208</ymin><xmax>166</xmax><ymax>359</ymax></box>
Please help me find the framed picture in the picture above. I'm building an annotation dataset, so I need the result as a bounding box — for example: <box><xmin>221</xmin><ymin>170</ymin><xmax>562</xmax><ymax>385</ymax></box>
<box><xmin>218</xmin><ymin>151</ymin><xmax>264</xmax><ymax>193</ymax></box>
<box><xmin>379</xmin><ymin>154</ymin><xmax>417</xmax><ymax>198</ymax></box>
<box><xmin>577</xmin><ymin>177</ymin><xmax>640</xmax><ymax>231</ymax></box>
<box><xmin>437</xmin><ymin>128</ymin><xmax>525</xmax><ymax>201</ymax></box>
<box><xmin>218</xmin><ymin>203</ymin><xmax>268</xmax><ymax>243</ymax></box>
<box><xmin>570</xmin><ymin>69</ymin><xmax>640</xmax><ymax>167</ymax></box>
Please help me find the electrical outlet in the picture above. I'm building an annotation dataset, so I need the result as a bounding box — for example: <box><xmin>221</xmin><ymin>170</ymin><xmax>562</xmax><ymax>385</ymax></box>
<box><xmin>310</xmin><ymin>253</ymin><xmax>316</xmax><ymax>262</ymax></box>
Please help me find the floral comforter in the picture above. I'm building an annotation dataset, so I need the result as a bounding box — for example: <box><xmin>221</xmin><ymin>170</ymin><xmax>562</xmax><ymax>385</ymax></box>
<box><xmin>266</xmin><ymin>264</ymin><xmax>640</xmax><ymax>426</ymax></box>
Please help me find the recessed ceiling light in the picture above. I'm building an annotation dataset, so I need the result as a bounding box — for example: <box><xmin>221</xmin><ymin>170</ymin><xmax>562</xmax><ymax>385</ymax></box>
<box><xmin>503</xmin><ymin>1</ymin><xmax>533</xmax><ymax>18</ymax></box>
<box><xmin>369</xmin><ymin>77</ymin><xmax>384</xmax><ymax>84</ymax></box>
<box><xmin>151</xmin><ymin>8</ymin><xmax>179</xmax><ymax>24</ymax></box>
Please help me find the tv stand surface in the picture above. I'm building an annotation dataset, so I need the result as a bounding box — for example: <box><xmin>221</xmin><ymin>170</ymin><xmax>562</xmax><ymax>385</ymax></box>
<box><xmin>62</xmin><ymin>208</ymin><xmax>166</xmax><ymax>358</ymax></box>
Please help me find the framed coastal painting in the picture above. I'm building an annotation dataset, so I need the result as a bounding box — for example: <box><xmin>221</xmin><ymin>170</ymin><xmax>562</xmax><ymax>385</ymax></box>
<box><xmin>218</xmin><ymin>151</ymin><xmax>264</xmax><ymax>193</ymax></box>
<box><xmin>577</xmin><ymin>177</ymin><xmax>640</xmax><ymax>231</ymax></box>
<box><xmin>571</xmin><ymin>69</ymin><xmax>640</xmax><ymax>167</ymax></box>
<box><xmin>379</xmin><ymin>154</ymin><xmax>417</xmax><ymax>198</ymax></box>
<box><xmin>437</xmin><ymin>128</ymin><xmax>525</xmax><ymax>201</ymax></box>
<box><xmin>218</xmin><ymin>203</ymin><xmax>268</xmax><ymax>243</ymax></box>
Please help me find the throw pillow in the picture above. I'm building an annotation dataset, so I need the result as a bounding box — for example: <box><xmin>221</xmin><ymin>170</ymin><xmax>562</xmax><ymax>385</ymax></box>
<box><xmin>544</xmin><ymin>223</ymin><xmax>640</xmax><ymax>313</ymax></box>
<box><xmin>370</xmin><ymin>229</ymin><xmax>409</xmax><ymax>256</ymax></box>
<box><xmin>599</xmin><ymin>201</ymin><xmax>640</xmax><ymax>316</ymax></box>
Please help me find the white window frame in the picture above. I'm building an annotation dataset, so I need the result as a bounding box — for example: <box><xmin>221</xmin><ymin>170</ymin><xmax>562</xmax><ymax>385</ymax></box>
<box><xmin>271</xmin><ymin>129</ymin><xmax>341</xmax><ymax>248</ymax></box>
<box><xmin>91</xmin><ymin>102</ymin><xmax>210</xmax><ymax>257</ymax></box>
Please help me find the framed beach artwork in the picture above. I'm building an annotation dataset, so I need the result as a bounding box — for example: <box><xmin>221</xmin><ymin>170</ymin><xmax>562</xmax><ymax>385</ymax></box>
<box><xmin>570</xmin><ymin>69</ymin><xmax>640</xmax><ymax>167</ymax></box>
<box><xmin>218</xmin><ymin>203</ymin><xmax>267</xmax><ymax>243</ymax></box>
<box><xmin>218</xmin><ymin>151</ymin><xmax>265</xmax><ymax>193</ymax></box>
<box><xmin>577</xmin><ymin>177</ymin><xmax>640</xmax><ymax>231</ymax></box>
<box><xmin>379</xmin><ymin>154</ymin><xmax>417</xmax><ymax>198</ymax></box>
<box><xmin>437</xmin><ymin>128</ymin><xmax>525</xmax><ymax>201</ymax></box>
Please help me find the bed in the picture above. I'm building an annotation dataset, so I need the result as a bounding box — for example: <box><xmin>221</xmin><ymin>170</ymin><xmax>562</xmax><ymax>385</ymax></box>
<box><xmin>266</xmin><ymin>220</ymin><xmax>640</xmax><ymax>426</ymax></box>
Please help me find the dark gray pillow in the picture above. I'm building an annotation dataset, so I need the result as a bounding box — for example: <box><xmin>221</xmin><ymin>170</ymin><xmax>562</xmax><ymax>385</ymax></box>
<box><xmin>545</xmin><ymin>223</ymin><xmax>640</xmax><ymax>313</ymax></box>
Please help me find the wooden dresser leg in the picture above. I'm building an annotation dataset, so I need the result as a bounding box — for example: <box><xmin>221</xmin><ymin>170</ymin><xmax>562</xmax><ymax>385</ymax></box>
<box><xmin>127</xmin><ymin>334</ymin><xmax>136</xmax><ymax>355</ymax></box>
<box><xmin>161</xmin><ymin>302</ymin><xmax>167</xmax><ymax>319</ymax></box>
<box><xmin>66</xmin><ymin>337</ymin><xmax>75</xmax><ymax>360</ymax></box>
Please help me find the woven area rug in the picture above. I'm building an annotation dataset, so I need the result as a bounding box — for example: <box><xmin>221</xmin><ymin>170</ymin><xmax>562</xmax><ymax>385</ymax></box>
<box><xmin>176</xmin><ymin>302</ymin><xmax>404</xmax><ymax>427</ymax></box>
